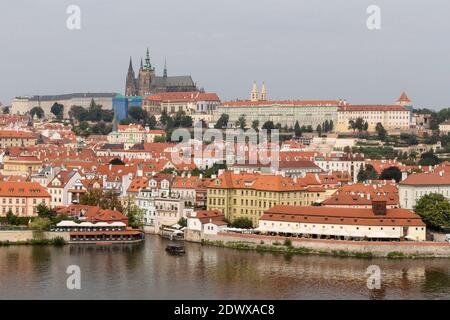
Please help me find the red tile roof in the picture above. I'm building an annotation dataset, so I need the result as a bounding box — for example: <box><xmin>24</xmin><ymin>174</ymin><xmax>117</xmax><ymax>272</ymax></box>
<box><xmin>262</xmin><ymin>205</ymin><xmax>425</xmax><ymax>227</ymax></box>
<box><xmin>397</xmin><ymin>92</ymin><xmax>411</xmax><ymax>103</ymax></box>
<box><xmin>0</xmin><ymin>181</ymin><xmax>50</xmax><ymax>198</ymax></box>
<box><xmin>399</xmin><ymin>171</ymin><xmax>450</xmax><ymax>186</ymax></box>
<box><xmin>0</xmin><ymin>130</ymin><xmax>36</xmax><ymax>139</ymax></box>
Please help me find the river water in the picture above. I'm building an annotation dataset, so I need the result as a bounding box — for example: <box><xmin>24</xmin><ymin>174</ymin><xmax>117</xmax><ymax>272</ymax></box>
<box><xmin>1</xmin><ymin>235</ymin><xmax>450</xmax><ymax>300</ymax></box>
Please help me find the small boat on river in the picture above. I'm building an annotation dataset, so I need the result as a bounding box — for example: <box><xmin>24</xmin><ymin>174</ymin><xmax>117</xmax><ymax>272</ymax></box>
<box><xmin>165</xmin><ymin>243</ymin><xmax>185</xmax><ymax>255</ymax></box>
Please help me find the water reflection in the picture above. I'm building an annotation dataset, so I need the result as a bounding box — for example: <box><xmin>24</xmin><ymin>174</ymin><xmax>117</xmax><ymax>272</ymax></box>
<box><xmin>0</xmin><ymin>236</ymin><xmax>450</xmax><ymax>300</ymax></box>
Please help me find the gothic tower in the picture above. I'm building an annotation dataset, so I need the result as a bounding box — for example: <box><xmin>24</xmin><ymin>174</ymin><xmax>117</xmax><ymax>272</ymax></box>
<box><xmin>137</xmin><ymin>48</ymin><xmax>155</xmax><ymax>96</ymax></box>
<box><xmin>251</xmin><ymin>82</ymin><xmax>259</xmax><ymax>101</ymax></box>
<box><xmin>163</xmin><ymin>59</ymin><xmax>168</xmax><ymax>78</ymax></box>
<box><xmin>125</xmin><ymin>57</ymin><xmax>137</xmax><ymax>96</ymax></box>
<box><xmin>260</xmin><ymin>82</ymin><xmax>267</xmax><ymax>101</ymax></box>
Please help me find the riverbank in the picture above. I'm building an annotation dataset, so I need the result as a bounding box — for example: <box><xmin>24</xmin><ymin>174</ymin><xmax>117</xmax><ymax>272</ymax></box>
<box><xmin>0</xmin><ymin>231</ymin><xmax>69</xmax><ymax>245</ymax></box>
<box><xmin>199</xmin><ymin>233</ymin><xmax>450</xmax><ymax>258</ymax></box>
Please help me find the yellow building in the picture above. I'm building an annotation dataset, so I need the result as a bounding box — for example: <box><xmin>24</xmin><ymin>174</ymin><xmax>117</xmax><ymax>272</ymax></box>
<box><xmin>2</xmin><ymin>155</ymin><xmax>42</xmax><ymax>175</ymax></box>
<box><xmin>206</xmin><ymin>171</ymin><xmax>328</xmax><ymax>226</ymax></box>
<box><xmin>0</xmin><ymin>181</ymin><xmax>51</xmax><ymax>217</ymax></box>
<box><xmin>0</xmin><ymin>130</ymin><xmax>37</xmax><ymax>148</ymax></box>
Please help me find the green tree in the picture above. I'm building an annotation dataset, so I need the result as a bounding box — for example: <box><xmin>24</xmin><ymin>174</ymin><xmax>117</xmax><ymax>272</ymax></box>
<box><xmin>128</xmin><ymin>106</ymin><xmax>146</xmax><ymax>122</ymax></box>
<box><xmin>29</xmin><ymin>217</ymin><xmax>52</xmax><ymax>231</ymax></box>
<box><xmin>214</xmin><ymin>114</ymin><xmax>229</xmax><ymax>129</ymax></box>
<box><xmin>173</xmin><ymin>111</ymin><xmax>193</xmax><ymax>128</ymax></box>
<box><xmin>230</xmin><ymin>217</ymin><xmax>253</xmax><ymax>229</ymax></box>
<box><xmin>251</xmin><ymin>119</ymin><xmax>260</xmax><ymax>131</ymax></box>
<box><xmin>177</xmin><ymin>217</ymin><xmax>187</xmax><ymax>228</ymax></box>
<box><xmin>30</xmin><ymin>106</ymin><xmax>44</xmax><ymax>119</ymax></box>
<box><xmin>69</xmin><ymin>105</ymin><xmax>88</xmax><ymax>121</ymax></box>
<box><xmin>80</xmin><ymin>189</ymin><xmax>123</xmax><ymax>211</ymax></box>
<box><xmin>379</xmin><ymin>166</ymin><xmax>402</xmax><ymax>182</ymax></box>
<box><xmin>357</xmin><ymin>164</ymin><xmax>378</xmax><ymax>182</ymax></box>
<box><xmin>237</xmin><ymin>114</ymin><xmax>246</xmax><ymax>129</ymax></box>
<box><xmin>91</xmin><ymin>122</ymin><xmax>112</xmax><ymax>135</ymax></box>
<box><xmin>419</xmin><ymin>151</ymin><xmax>442</xmax><ymax>166</ymax></box>
<box><xmin>414</xmin><ymin>193</ymin><xmax>450</xmax><ymax>230</ymax></box>
<box><xmin>2</xmin><ymin>106</ymin><xmax>10</xmax><ymax>114</ymax></box>
<box><xmin>323</xmin><ymin>120</ymin><xmax>329</xmax><ymax>132</ymax></box>
<box><xmin>262</xmin><ymin>120</ymin><xmax>275</xmax><ymax>133</ymax></box>
<box><xmin>100</xmin><ymin>110</ymin><xmax>114</xmax><ymax>122</ymax></box>
<box><xmin>51</xmin><ymin>103</ymin><xmax>64</xmax><ymax>119</ymax></box>
<box><xmin>146</xmin><ymin>115</ymin><xmax>157</xmax><ymax>129</ymax></box>
<box><xmin>363</xmin><ymin>121</ymin><xmax>369</xmax><ymax>131</ymax></box>
<box><xmin>357</xmin><ymin>168</ymin><xmax>368</xmax><ymax>183</ymax></box>
<box><xmin>86</xmin><ymin>99</ymin><xmax>103</xmax><ymax>121</ymax></box>
<box><xmin>375</xmin><ymin>122</ymin><xmax>387</xmax><ymax>141</ymax></box>
<box><xmin>294</xmin><ymin>121</ymin><xmax>301</xmax><ymax>137</ymax></box>
<box><xmin>6</xmin><ymin>209</ymin><xmax>18</xmax><ymax>225</ymax></box>
<box><xmin>125</xmin><ymin>205</ymin><xmax>144</xmax><ymax>228</ymax></box>
<box><xmin>316</xmin><ymin>124</ymin><xmax>322</xmax><ymax>137</ymax></box>
<box><xmin>37</xmin><ymin>203</ymin><xmax>57</xmax><ymax>220</ymax></box>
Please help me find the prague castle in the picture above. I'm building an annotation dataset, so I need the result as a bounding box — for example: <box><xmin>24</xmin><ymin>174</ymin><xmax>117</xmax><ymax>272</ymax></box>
<box><xmin>125</xmin><ymin>49</ymin><xmax>198</xmax><ymax>96</ymax></box>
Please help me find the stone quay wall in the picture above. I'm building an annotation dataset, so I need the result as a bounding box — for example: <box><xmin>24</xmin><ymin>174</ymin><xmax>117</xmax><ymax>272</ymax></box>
<box><xmin>0</xmin><ymin>231</ymin><xmax>70</xmax><ymax>243</ymax></box>
<box><xmin>201</xmin><ymin>232</ymin><xmax>450</xmax><ymax>258</ymax></box>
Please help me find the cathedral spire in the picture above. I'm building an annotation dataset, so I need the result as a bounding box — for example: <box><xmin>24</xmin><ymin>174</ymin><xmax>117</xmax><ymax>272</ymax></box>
<box><xmin>128</xmin><ymin>57</ymin><xmax>134</xmax><ymax>73</ymax></box>
<box><xmin>140</xmin><ymin>58</ymin><xmax>143</xmax><ymax>70</ymax></box>
<box><xmin>163</xmin><ymin>58</ymin><xmax>167</xmax><ymax>78</ymax></box>
<box><xmin>144</xmin><ymin>48</ymin><xmax>152</xmax><ymax>70</ymax></box>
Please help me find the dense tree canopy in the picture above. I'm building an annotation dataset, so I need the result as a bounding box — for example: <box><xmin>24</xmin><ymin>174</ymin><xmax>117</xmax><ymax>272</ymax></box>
<box><xmin>419</xmin><ymin>151</ymin><xmax>442</xmax><ymax>166</ymax></box>
<box><xmin>414</xmin><ymin>193</ymin><xmax>450</xmax><ymax>230</ymax></box>
<box><xmin>379</xmin><ymin>166</ymin><xmax>402</xmax><ymax>182</ymax></box>
<box><xmin>214</xmin><ymin>114</ymin><xmax>229</xmax><ymax>129</ymax></box>
<box><xmin>30</xmin><ymin>106</ymin><xmax>45</xmax><ymax>119</ymax></box>
<box><xmin>51</xmin><ymin>103</ymin><xmax>64</xmax><ymax>119</ymax></box>
<box><xmin>230</xmin><ymin>217</ymin><xmax>253</xmax><ymax>229</ymax></box>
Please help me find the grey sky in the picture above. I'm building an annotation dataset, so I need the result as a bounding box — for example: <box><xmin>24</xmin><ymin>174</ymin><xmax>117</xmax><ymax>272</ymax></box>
<box><xmin>1</xmin><ymin>0</ymin><xmax>449</xmax><ymax>109</ymax></box>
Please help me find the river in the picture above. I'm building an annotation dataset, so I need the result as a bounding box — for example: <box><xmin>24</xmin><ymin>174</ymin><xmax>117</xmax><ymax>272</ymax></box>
<box><xmin>1</xmin><ymin>235</ymin><xmax>450</xmax><ymax>299</ymax></box>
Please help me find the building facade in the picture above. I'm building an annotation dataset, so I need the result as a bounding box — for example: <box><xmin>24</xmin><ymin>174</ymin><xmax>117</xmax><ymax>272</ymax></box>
<box><xmin>143</xmin><ymin>92</ymin><xmax>221</xmax><ymax>117</ymax></box>
<box><xmin>0</xmin><ymin>181</ymin><xmax>51</xmax><ymax>217</ymax></box>
<box><xmin>0</xmin><ymin>130</ymin><xmax>36</xmax><ymax>148</ymax></box>
<box><xmin>439</xmin><ymin>120</ymin><xmax>450</xmax><ymax>135</ymax></box>
<box><xmin>206</xmin><ymin>171</ymin><xmax>327</xmax><ymax>226</ymax></box>
<box><xmin>259</xmin><ymin>204</ymin><xmax>426</xmax><ymax>241</ymax></box>
<box><xmin>398</xmin><ymin>171</ymin><xmax>450</xmax><ymax>209</ymax></box>
<box><xmin>336</xmin><ymin>104</ymin><xmax>411</xmax><ymax>133</ymax></box>
<box><xmin>11</xmin><ymin>93</ymin><xmax>116</xmax><ymax>118</ymax></box>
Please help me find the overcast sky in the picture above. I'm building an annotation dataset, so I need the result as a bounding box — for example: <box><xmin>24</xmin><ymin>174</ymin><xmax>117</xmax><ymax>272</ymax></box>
<box><xmin>1</xmin><ymin>0</ymin><xmax>450</xmax><ymax>109</ymax></box>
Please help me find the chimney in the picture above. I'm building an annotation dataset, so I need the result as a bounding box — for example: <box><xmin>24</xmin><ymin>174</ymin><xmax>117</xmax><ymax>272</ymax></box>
<box><xmin>372</xmin><ymin>199</ymin><xmax>387</xmax><ymax>216</ymax></box>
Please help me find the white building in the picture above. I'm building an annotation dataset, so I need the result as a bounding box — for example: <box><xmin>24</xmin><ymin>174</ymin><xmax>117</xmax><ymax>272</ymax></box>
<box><xmin>107</xmin><ymin>124</ymin><xmax>165</xmax><ymax>145</ymax></box>
<box><xmin>259</xmin><ymin>204</ymin><xmax>426</xmax><ymax>241</ymax></box>
<box><xmin>313</xmin><ymin>154</ymin><xmax>365</xmax><ymax>182</ymax></box>
<box><xmin>47</xmin><ymin>170</ymin><xmax>83</xmax><ymax>208</ymax></box>
<box><xmin>11</xmin><ymin>93</ymin><xmax>116</xmax><ymax>118</ymax></box>
<box><xmin>398</xmin><ymin>170</ymin><xmax>450</xmax><ymax>209</ymax></box>
<box><xmin>215</xmin><ymin>99</ymin><xmax>341</xmax><ymax>129</ymax></box>
<box><xmin>439</xmin><ymin>120</ymin><xmax>450</xmax><ymax>135</ymax></box>
<box><xmin>336</xmin><ymin>102</ymin><xmax>411</xmax><ymax>133</ymax></box>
